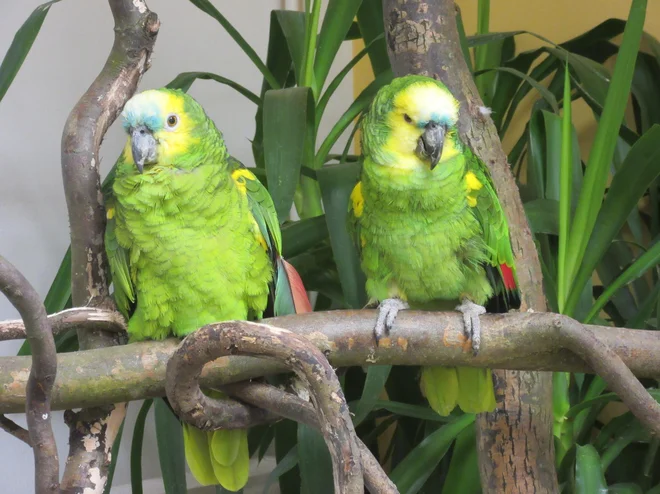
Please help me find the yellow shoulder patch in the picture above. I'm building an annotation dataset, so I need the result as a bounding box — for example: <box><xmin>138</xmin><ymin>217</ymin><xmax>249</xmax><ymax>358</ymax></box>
<box><xmin>250</xmin><ymin>216</ymin><xmax>268</xmax><ymax>251</ymax></box>
<box><xmin>350</xmin><ymin>182</ymin><xmax>364</xmax><ymax>218</ymax></box>
<box><xmin>465</xmin><ymin>171</ymin><xmax>482</xmax><ymax>208</ymax></box>
<box><xmin>465</xmin><ymin>171</ymin><xmax>483</xmax><ymax>192</ymax></box>
<box><xmin>231</xmin><ymin>168</ymin><xmax>257</xmax><ymax>195</ymax></box>
<box><xmin>106</xmin><ymin>207</ymin><xmax>115</xmax><ymax>220</ymax></box>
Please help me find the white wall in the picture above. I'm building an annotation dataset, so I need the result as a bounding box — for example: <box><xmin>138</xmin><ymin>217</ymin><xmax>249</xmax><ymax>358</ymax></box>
<box><xmin>0</xmin><ymin>0</ymin><xmax>353</xmax><ymax>491</ymax></box>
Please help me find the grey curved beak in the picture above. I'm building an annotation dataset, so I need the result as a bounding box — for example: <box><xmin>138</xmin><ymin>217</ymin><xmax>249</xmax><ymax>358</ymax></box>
<box><xmin>131</xmin><ymin>125</ymin><xmax>157</xmax><ymax>173</ymax></box>
<box><xmin>417</xmin><ymin>122</ymin><xmax>446</xmax><ymax>170</ymax></box>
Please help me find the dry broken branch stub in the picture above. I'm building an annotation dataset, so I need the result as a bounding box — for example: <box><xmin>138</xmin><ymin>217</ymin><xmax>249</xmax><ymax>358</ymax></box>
<box><xmin>0</xmin><ymin>255</ymin><xmax>58</xmax><ymax>494</ymax></box>
<box><xmin>382</xmin><ymin>0</ymin><xmax>556</xmax><ymax>492</ymax></box>
<box><xmin>59</xmin><ymin>0</ymin><xmax>159</xmax><ymax>491</ymax></box>
<box><xmin>166</xmin><ymin>320</ymin><xmax>364</xmax><ymax>494</ymax></box>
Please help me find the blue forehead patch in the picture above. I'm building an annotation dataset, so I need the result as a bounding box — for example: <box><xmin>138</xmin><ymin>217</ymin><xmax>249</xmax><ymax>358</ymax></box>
<box><xmin>416</xmin><ymin>112</ymin><xmax>453</xmax><ymax>129</ymax></box>
<box><xmin>122</xmin><ymin>103</ymin><xmax>164</xmax><ymax>132</ymax></box>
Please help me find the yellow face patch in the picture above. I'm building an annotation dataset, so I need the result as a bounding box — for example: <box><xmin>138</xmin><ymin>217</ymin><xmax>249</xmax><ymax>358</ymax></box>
<box><xmin>122</xmin><ymin>90</ymin><xmax>200</xmax><ymax>167</ymax></box>
<box><xmin>381</xmin><ymin>82</ymin><xmax>461</xmax><ymax>170</ymax></box>
<box><xmin>393</xmin><ymin>82</ymin><xmax>459</xmax><ymax>127</ymax></box>
<box><xmin>350</xmin><ymin>182</ymin><xmax>364</xmax><ymax>217</ymax></box>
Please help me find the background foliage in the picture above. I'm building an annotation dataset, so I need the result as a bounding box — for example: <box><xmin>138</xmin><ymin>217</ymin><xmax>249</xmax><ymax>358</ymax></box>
<box><xmin>2</xmin><ymin>0</ymin><xmax>660</xmax><ymax>492</ymax></box>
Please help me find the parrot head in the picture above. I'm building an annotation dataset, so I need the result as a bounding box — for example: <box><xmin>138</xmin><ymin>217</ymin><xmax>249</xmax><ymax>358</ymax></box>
<box><xmin>363</xmin><ymin>75</ymin><xmax>460</xmax><ymax>170</ymax></box>
<box><xmin>121</xmin><ymin>88</ymin><xmax>215</xmax><ymax>173</ymax></box>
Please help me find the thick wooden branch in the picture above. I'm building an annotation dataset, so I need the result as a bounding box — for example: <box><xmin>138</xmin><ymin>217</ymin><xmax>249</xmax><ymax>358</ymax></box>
<box><xmin>166</xmin><ymin>321</ymin><xmax>364</xmax><ymax>494</ymax></box>
<box><xmin>0</xmin><ymin>307</ymin><xmax>126</xmax><ymax>341</ymax></box>
<box><xmin>382</xmin><ymin>1</ymin><xmax>556</xmax><ymax>491</ymax></box>
<box><xmin>0</xmin><ymin>255</ymin><xmax>58</xmax><ymax>493</ymax></box>
<box><xmin>223</xmin><ymin>381</ymin><xmax>399</xmax><ymax>494</ymax></box>
<box><xmin>0</xmin><ymin>311</ymin><xmax>658</xmax><ymax>431</ymax></box>
<box><xmin>59</xmin><ymin>0</ymin><xmax>158</xmax><ymax>491</ymax></box>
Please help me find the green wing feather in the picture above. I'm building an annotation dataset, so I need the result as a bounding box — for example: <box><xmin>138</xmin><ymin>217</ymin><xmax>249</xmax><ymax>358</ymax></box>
<box><xmin>464</xmin><ymin>149</ymin><xmax>518</xmax><ymax>296</ymax></box>
<box><xmin>229</xmin><ymin>158</ymin><xmax>310</xmax><ymax>316</ymax></box>
<box><xmin>104</xmin><ymin>159</ymin><xmax>135</xmax><ymax>318</ymax></box>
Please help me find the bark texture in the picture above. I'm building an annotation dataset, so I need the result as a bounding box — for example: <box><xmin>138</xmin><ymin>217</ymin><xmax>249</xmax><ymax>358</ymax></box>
<box><xmin>166</xmin><ymin>321</ymin><xmax>364</xmax><ymax>494</ymax></box>
<box><xmin>59</xmin><ymin>0</ymin><xmax>158</xmax><ymax>491</ymax></box>
<box><xmin>0</xmin><ymin>255</ymin><xmax>58</xmax><ymax>493</ymax></box>
<box><xmin>0</xmin><ymin>310</ymin><xmax>658</xmax><ymax>434</ymax></box>
<box><xmin>381</xmin><ymin>1</ymin><xmax>557</xmax><ymax>491</ymax></box>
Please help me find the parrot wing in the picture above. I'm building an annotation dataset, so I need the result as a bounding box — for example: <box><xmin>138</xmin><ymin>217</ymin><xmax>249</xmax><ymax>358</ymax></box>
<box><xmin>104</xmin><ymin>160</ymin><xmax>136</xmax><ymax>318</ymax></box>
<box><xmin>347</xmin><ymin>180</ymin><xmax>364</xmax><ymax>257</ymax></box>
<box><xmin>464</xmin><ymin>149</ymin><xmax>518</xmax><ymax>299</ymax></box>
<box><xmin>229</xmin><ymin>158</ymin><xmax>311</xmax><ymax>315</ymax></box>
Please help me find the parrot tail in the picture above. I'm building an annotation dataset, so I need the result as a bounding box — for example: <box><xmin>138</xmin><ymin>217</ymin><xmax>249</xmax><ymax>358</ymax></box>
<box><xmin>274</xmin><ymin>257</ymin><xmax>312</xmax><ymax>315</ymax></box>
<box><xmin>420</xmin><ymin>366</ymin><xmax>496</xmax><ymax>416</ymax></box>
<box><xmin>183</xmin><ymin>392</ymin><xmax>250</xmax><ymax>491</ymax></box>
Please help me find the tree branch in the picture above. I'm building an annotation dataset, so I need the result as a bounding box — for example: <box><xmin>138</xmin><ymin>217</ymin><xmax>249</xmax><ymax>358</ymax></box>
<box><xmin>59</xmin><ymin>0</ymin><xmax>158</xmax><ymax>491</ymax></box>
<box><xmin>0</xmin><ymin>414</ymin><xmax>31</xmax><ymax>446</ymax></box>
<box><xmin>0</xmin><ymin>307</ymin><xmax>126</xmax><ymax>341</ymax></box>
<box><xmin>382</xmin><ymin>1</ymin><xmax>557</xmax><ymax>491</ymax></box>
<box><xmin>223</xmin><ymin>381</ymin><xmax>399</xmax><ymax>494</ymax></box>
<box><xmin>0</xmin><ymin>255</ymin><xmax>58</xmax><ymax>493</ymax></box>
<box><xmin>166</xmin><ymin>321</ymin><xmax>364</xmax><ymax>494</ymax></box>
<box><xmin>0</xmin><ymin>311</ymin><xmax>658</xmax><ymax>433</ymax></box>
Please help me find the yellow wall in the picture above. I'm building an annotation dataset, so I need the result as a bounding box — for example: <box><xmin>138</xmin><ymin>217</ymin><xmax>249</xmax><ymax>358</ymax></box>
<box><xmin>353</xmin><ymin>1</ymin><xmax>660</xmax><ymax>155</ymax></box>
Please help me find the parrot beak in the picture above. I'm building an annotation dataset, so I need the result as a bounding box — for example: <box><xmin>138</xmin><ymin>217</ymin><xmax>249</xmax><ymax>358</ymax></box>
<box><xmin>131</xmin><ymin>125</ymin><xmax>157</xmax><ymax>173</ymax></box>
<box><xmin>418</xmin><ymin>122</ymin><xmax>446</xmax><ymax>170</ymax></box>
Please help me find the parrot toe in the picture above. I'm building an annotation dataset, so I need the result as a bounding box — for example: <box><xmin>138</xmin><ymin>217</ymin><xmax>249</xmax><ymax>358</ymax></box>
<box><xmin>455</xmin><ymin>299</ymin><xmax>486</xmax><ymax>355</ymax></box>
<box><xmin>374</xmin><ymin>298</ymin><xmax>409</xmax><ymax>342</ymax></box>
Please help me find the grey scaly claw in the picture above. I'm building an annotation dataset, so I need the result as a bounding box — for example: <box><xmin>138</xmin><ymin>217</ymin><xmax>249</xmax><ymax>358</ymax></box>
<box><xmin>455</xmin><ymin>299</ymin><xmax>486</xmax><ymax>355</ymax></box>
<box><xmin>373</xmin><ymin>298</ymin><xmax>409</xmax><ymax>342</ymax></box>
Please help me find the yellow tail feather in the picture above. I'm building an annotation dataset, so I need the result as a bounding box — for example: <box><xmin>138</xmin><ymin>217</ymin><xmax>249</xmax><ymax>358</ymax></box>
<box><xmin>421</xmin><ymin>366</ymin><xmax>496</xmax><ymax>416</ymax></box>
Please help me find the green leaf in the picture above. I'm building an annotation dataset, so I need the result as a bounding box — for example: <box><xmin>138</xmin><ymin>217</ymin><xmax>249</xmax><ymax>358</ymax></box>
<box><xmin>301</xmin><ymin>0</ymin><xmax>321</xmax><ymax>93</ymax></box>
<box><xmin>317</xmin><ymin>163</ymin><xmax>366</xmax><ymax>308</ymax></box>
<box><xmin>441</xmin><ymin>426</ymin><xmax>481</xmax><ymax>494</ymax></box>
<box><xmin>356</xmin><ymin>0</ymin><xmax>390</xmax><ymax>76</ymax></box>
<box><xmin>575</xmin><ymin>444</ymin><xmax>607</xmax><ymax>494</ymax></box>
<box><xmin>315</xmin><ymin>68</ymin><xmax>393</xmax><ymax>167</ymax></box>
<box><xmin>0</xmin><ymin>0</ymin><xmax>60</xmax><ymax>104</ymax></box>
<box><xmin>524</xmin><ymin>199</ymin><xmax>559</xmax><ymax>235</ymax></box>
<box><xmin>314</xmin><ymin>0</ymin><xmax>364</xmax><ymax>92</ymax></box>
<box><xmin>298</xmin><ymin>423</ymin><xmax>333</xmax><ymax>494</ymax></box>
<box><xmin>586</xmin><ymin>240</ymin><xmax>660</xmax><ymax>323</ymax></box>
<box><xmin>607</xmin><ymin>484</ymin><xmax>643</xmax><ymax>494</ymax></box>
<box><xmin>263</xmin><ymin>87</ymin><xmax>314</xmax><ymax>221</ymax></box>
<box><xmin>367</xmin><ymin>400</ymin><xmax>449</xmax><ymax>422</ymax></box>
<box><xmin>601</xmin><ymin>421</ymin><xmax>647</xmax><ymax>471</ymax></box>
<box><xmin>455</xmin><ymin>7</ymin><xmax>473</xmax><ymax>73</ymax></box>
<box><xmin>391</xmin><ymin>414</ymin><xmax>475</xmax><ymax>494</ymax></box>
<box><xmin>103</xmin><ymin>419</ymin><xmax>125</xmax><ymax>494</ymax></box>
<box><xmin>154</xmin><ymin>399</ymin><xmax>187</xmax><ymax>494</ymax></box>
<box><xmin>131</xmin><ymin>399</ymin><xmax>154</xmax><ymax>494</ymax></box>
<box><xmin>262</xmin><ymin>446</ymin><xmax>298</xmax><ymax>494</ymax></box>
<box><xmin>564</xmin><ymin>0</ymin><xmax>647</xmax><ymax>290</ymax></box>
<box><xmin>353</xmin><ymin>365</ymin><xmax>391</xmax><ymax>426</ymax></box>
<box><xmin>188</xmin><ymin>0</ymin><xmax>279</xmax><ymax>89</ymax></box>
<box><xmin>558</xmin><ymin>62</ymin><xmax>574</xmax><ymax>312</ymax></box>
<box><xmin>273</xmin><ymin>10</ymin><xmax>307</xmax><ymax>85</ymax></box>
<box><xmin>316</xmin><ymin>33</ymin><xmax>384</xmax><ymax>127</ymax></box>
<box><xmin>274</xmin><ymin>421</ymin><xmax>301</xmax><ymax>494</ymax></box>
<box><xmin>166</xmin><ymin>72</ymin><xmax>260</xmax><ymax>105</ymax></box>
<box><xmin>566</xmin><ymin>124</ymin><xmax>660</xmax><ymax>315</ymax></box>
<box><xmin>477</xmin><ymin>66</ymin><xmax>559</xmax><ymax>113</ymax></box>
<box><xmin>281</xmin><ymin>216</ymin><xmax>329</xmax><ymax>259</ymax></box>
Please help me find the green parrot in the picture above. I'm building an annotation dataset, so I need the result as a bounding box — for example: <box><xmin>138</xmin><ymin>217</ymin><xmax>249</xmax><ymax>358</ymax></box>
<box><xmin>104</xmin><ymin>88</ymin><xmax>311</xmax><ymax>490</ymax></box>
<box><xmin>349</xmin><ymin>75</ymin><xmax>518</xmax><ymax>416</ymax></box>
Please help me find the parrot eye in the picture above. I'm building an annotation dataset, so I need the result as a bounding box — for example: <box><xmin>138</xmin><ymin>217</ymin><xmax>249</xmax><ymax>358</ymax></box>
<box><xmin>166</xmin><ymin>114</ymin><xmax>179</xmax><ymax>129</ymax></box>
<box><xmin>403</xmin><ymin>113</ymin><xmax>413</xmax><ymax>124</ymax></box>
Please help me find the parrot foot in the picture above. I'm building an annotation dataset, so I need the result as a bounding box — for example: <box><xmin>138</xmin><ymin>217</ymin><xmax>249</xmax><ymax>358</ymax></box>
<box><xmin>373</xmin><ymin>298</ymin><xmax>409</xmax><ymax>343</ymax></box>
<box><xmin>455</xmin><ymin>299</ymin><xmax>486</xmax><ymax>355</ymax></box>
